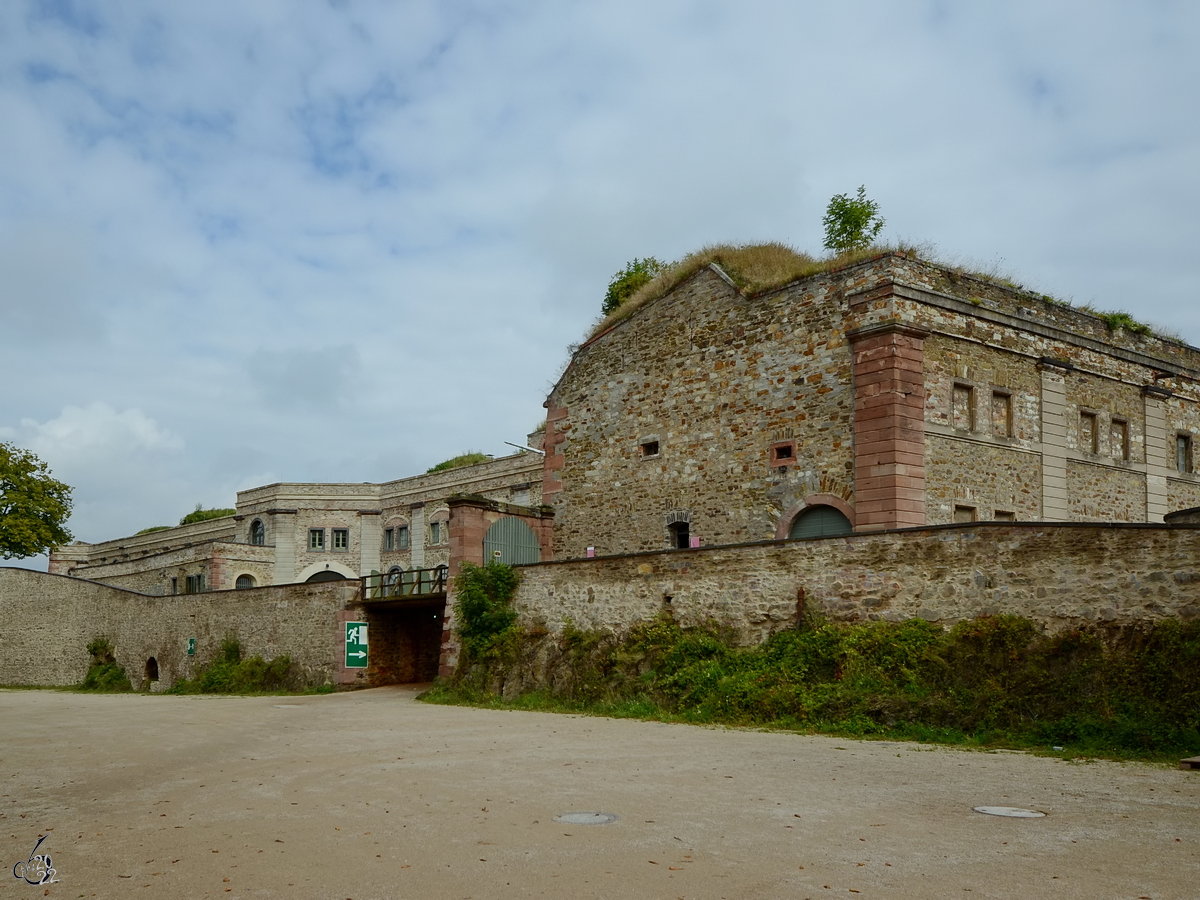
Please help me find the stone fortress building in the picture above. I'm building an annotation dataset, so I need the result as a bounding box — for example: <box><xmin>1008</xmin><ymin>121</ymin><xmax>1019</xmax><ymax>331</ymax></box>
<box><xmin>50</xmin><ymin>450</ymin><xmax>544</xmax><ymax>594</ymax></box>
<box><xmin>543</xmin><ymin>251</ymin><xmax>1200</xmax><ymax>557</ymax></box>
<box><xmin>20</xmin><ymin>247</ymin><xmax>1200</xmax><ymax>690</ymax></box>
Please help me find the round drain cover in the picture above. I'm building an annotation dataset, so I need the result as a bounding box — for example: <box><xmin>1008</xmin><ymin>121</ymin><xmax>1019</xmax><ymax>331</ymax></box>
<box><xmin>973</xmin><ymin>806</ymin><xmax>1045</xmax><ymax>818</ymax></box>
<box><xmin>554</xmin><ymin>812</ymin><xmax>619</xmax><ymax>825</ymax></box>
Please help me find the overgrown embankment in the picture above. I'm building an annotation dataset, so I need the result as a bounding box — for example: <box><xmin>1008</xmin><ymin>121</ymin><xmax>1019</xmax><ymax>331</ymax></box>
<box><xmin>426</xmin><ymin>564</ymin><xmax>1200</xmax><ymax>760</ymax></box>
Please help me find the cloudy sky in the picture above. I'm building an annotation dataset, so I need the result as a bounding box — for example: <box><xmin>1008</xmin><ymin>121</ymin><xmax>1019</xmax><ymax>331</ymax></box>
<box><xmin>2</xmin><ymin>0</ymin><xmax>1198</xmax><ymax>561</ymax></box>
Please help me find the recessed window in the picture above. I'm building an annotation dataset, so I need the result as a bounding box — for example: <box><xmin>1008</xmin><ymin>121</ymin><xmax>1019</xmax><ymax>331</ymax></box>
<box><xmin>1178</xmin><ymin>434</ymin><xmax>1193</xmax><ymax>474</ymax></box>
<box><xmin>249</xmin><ymin>519</ymin><xmax>265</xmax><ymax>546</ymax></box>
<box><xmin>170</xmin><ymin>577</ymin><xmax>178</xmax><ymax>595</ymax></box>
<box><xmin>668</xmin><ymin>520</ymin><xmax>690</xmax><ymax>549</ymax></box>
<box><xmin>332</xmin><ymin>528</ymin><xmax>349</xmax><ymax>551</ymax></box>
<box><xmin>185</xmin><ymin>573</ymin><xmax>206</xmax><ymax>594</ymax></box>
<box><xmin>1080</xmin><ymin>412</ymin><xmax>1098</xmax><ymax>453</ymax></box>
<box><xmin>993</xmin><ymin>510</ymin><xmax>1015</xmax><ymax>522</ymax></box>
<box><xmin>991</xmin><ymin>392</ymin><xmax>1012</xmax><ymax>437</ymax></box>
<box><xmin>953</xmin><ymin>505</ymin><xmax>977</xmax><ymax>523</ymax></box>
<box><xmin>430</xmin><ymin>521</ymin><xmax>443</xmax><ymax>544</ymax></box>
<box><xmin>397</xmin><ymin>525</ymin><xmax>410</xmax><ymax>550</ymax></box>
<box><xmin>383</xmin><ymin>527</ymin><xmax>394</xmax><ymax>551</ymax></box>
<box><xmin>640</xmin><ymin>440</ymin><xmax>660</xmax><ymax>458</ymax></box>
<box><xmin>308</xmin><ymin>528</ymin><xmax>325</xmax><ymax>551</ymax></box>
<box><xmin>1111</xmin><ymin>418</ymin><xmax>1129</xmax><ymax>461</ymax></box>
<box><xmin>235</xmin><ymin>574</ymin><xmax>256</xmax><ymax>590</ymax></box>
<box><xmin>772</xmin><ymin>442</ymin><xmax>795</xmax><ymax>464</ymax></box>
<box><xmin>952</xmin><ymin>384</ymin><xmax>974</xmax><ymax>431</ymax></box>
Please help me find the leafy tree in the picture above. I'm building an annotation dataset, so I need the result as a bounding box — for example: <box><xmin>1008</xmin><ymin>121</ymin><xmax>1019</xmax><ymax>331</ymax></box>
<box><xmin>822</xmin><ymin>185</ymin><xmax>885</xmax><ymax>253</ymax></box>
<box><xmin>179</xmin><ymin>504</ymin><xmax>236</xmax><ymax>526</ymax></box>
<box><xmin>0</xmin><ymin>442</ymin><xmax>72</xmax><ymax>559</ymax></box>
<box><xmin>602</xmin><ymin>257</ymin><xmax>666</xmax><ymax>316</ymax></box>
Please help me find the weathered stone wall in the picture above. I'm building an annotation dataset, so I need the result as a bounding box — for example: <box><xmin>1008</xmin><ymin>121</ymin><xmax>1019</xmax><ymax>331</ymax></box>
<box><xmin>1067</xmin><ymin>461</ymin><xmax>1147</xmax><ymax>522</ymax></box>
<box><xmin>0</xmin><ymin>568</ymin><xmax>357</xmax><ymax>689</ymax></box>
<box><xmin>512</xmin><ymin>524</ymin><xmax>1200</xmax><ymax>644</ymax></box>
<box><xmin>925</xmin><ymin>437</ymin><xmax>1042</xmax><ymax>523</ymax></box>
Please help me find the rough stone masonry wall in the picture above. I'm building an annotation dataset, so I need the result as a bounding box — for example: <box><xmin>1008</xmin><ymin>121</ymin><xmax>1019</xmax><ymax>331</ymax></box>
<box><xmin>512</xmin><ymin>524</ymin><xmax>1200</xmax><ymax>645</ymax></box>
<box><xmin>0</xmin><ymin>568</ymin><xmax>357</xmax><ymax>690</ymax></box>
<box><xmin>545</xmin><ymin>260</ymin><xmax>904</xmax><ymax>557</ymax></box>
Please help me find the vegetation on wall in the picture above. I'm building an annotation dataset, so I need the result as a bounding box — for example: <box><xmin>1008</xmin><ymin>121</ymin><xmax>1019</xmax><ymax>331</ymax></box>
<box><xmin>78</xmin><ymin>638</ymin><xmax>132</xmax><ymax>692</ymax></box>
<box><xmin>427</xmin><ymin>452</ymin><xmax>492</xmax><ymax>474</ymax></box>
<box><xmin>166</xmin><ymin>637</ymin><xmax>293</xmax><ymax>694</ymax></box>
<box><xmin>452</xmin><ymin>561</ymin><xmax>521</xmax><ymax>666</ymax></box>
<box><xmin>426</xmin><ymin>613</ymin><xmax>1200</xmax><ymax>760</ymax></box>
<box><xmin>0</xmin><ymin>441</ymin><xmax>73</xmax><ymax>559</ymax></box>
<box><xmin>136</xmin><ymin>525</ymin><xmax>171</xmax><ymax>535</ymax></box>
<box><xmin>179</xmin><ymin>504</ymin><xmax>237</xmax><ymax>526</ymax></box>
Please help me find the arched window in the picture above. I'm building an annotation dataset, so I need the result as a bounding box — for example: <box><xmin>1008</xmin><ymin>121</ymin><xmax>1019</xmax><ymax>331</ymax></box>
<box><xmin>249</xmin><ymin>519</ymin><xmax>265</xmax><ymax>546</ymax></box>
<box><xmin>145</xmin><ymin>657</ymin><xmax>159</xmax><ymax>682</ymax></box>
<box><xmin>384</xmin><ymin>566</ymin><xmax>403</xmax><ymax>596</ymax></box>
<box><xmin>235</xmin><ymin>574</ymin><xmax>256</xmax><ymax>590</ymax></box>
<box><xmin>788</xmin><ymin>505</ymin><xmax>853</xmax><ymax>539</ymax></box>
<box><xmin>668</xmin><ymin>520</ymin><xmax>691</xmax><ymax>549</ymax></box>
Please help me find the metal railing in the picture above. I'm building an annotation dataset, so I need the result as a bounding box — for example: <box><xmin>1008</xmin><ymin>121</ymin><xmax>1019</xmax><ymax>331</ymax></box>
<box><xmin>361</xmin><ymin>565</ymin><xmax>448</xmax><ymax>602</ymax></box>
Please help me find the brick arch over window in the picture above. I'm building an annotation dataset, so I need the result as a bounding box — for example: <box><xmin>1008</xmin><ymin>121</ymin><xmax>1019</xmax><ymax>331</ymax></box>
<box><xmin>775</xmin><ymin>494</ymin><xmax>856</xmax><ymax>540</ymax></box>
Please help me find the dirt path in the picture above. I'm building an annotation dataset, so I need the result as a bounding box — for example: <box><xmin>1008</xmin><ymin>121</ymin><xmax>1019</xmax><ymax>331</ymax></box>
<box><xmin>2</xmin><ymin>687</ymin><xmax>1197</xmax><ymax>899</ymax></box>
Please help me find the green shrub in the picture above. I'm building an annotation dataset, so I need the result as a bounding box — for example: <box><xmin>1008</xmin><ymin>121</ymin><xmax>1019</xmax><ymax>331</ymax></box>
<box><xmin>167</xmin><ymin>637</ymin><xmax>292</xmax><ymax>694</ymax></box>
<box><xmin>79</xmin><ymin>638</ymin><xmax>132</xmax><ymax>692</ymax></box>
<box><xmin>453</xmin><ymin>561</ymin><xmax>520</xmax><ymax>662</ymax></box>
<box><xmin>179</xmin><ymin>505</ymin><xmax>236</xmax><ymax>526</ymax></box>
<box><xmin>426</xmin><ymin>452</ymin><xmax>491</xmax><ymax>474</ymax></box>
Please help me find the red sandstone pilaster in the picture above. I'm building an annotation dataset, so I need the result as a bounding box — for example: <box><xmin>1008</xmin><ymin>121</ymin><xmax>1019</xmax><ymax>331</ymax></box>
<box><xmin>848</xmin><ymin>322</ymin><xmax>929</xmax><ymax>531</ymax></box>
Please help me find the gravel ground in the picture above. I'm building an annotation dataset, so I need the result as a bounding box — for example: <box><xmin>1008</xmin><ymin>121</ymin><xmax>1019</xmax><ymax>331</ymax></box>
<box><xmin>2</xmin><ymin>686</ymin><xmax>1197</xmax><ymax>899</ymax></box>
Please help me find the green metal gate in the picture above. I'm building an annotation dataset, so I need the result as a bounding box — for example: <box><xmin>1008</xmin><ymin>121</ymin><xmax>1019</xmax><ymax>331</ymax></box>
<box><xmin>482</xmin><ymin>517</ymin><xmax>541</xmax><ymax>565</ymax></box>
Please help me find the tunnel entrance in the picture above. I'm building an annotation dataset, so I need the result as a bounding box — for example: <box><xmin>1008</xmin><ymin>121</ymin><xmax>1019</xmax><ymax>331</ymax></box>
<box><xmin>363</xmin><ymin>603</ymin><xmax>445</xmax><ymax>685</ymax></box>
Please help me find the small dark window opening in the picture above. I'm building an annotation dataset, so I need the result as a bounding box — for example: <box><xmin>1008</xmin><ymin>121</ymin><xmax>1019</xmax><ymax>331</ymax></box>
<box><xmin>249</xmin><ymin>519</ymin><xmax>265</xmax><ymax>546</ymax></box>
<box><xmin>1178</xmin><ymin>434</ymin><xmax>1193</xmax><ymax>474</ymax></box>
<box><xmin>145</xmin><ymin>657</ymin><xmax>159</xmax><ymax>682</ymax></box>
<box><xmin>773</xmin><ymin>443</ymin><xmax>794</xmax><ymax>462</ymax></box>
<box><xmin>170</xmin><ymin>577</ymin><xmax>178</xmax><ymax>595</ymax></box>
<box><xmin>668</xmin><ymin>521</ymin><xmax>690</xmax><ymax>549</ymax></box>
<box><xmin>641</xmin><ymin>440</ymin><xmax>660</xmax><ymax>458</ymax></box>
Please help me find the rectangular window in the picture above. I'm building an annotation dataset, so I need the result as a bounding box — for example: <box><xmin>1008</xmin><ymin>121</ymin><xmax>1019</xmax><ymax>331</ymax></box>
<box><xmin>1080</xmin><ymin>412</ymin><xmax>1098</xmax><ymax>453</ymax></box>
<box><xmin>383</xmin><ymin>527</ymin><xmax>394</xmax><ymax>551</ymax></box>
<box><xmin>308</xmin><ymin>528</ymin><xmax>325</xmax><ymax>551</ymax></box>
<box><xmin>1178</xmin><ymin>434</ymin><xmax>1193</xmax><ymax>474</ymax></box>
<box><xmin>990</xmin><ymin>391</ymin><xmax>1012</xmax><ymax>437</ymax></box>
<box><xmin>332</xmin><ymin>528</ymin><xmax>349</xmax><ymax>551</ymax></box>
<box><xmin>430</xmin><ymin>521</ymin><xmax>441</xmax><ymax>544</ymax></box>
<box><xmin>952</xmin><ymin>384</ymin><xmax>974</xmax><ymax>431</ymax></box>
<box><xmin>640</xmin><ymin>440</ymin><xmax>660</xmax><ymax>458</ymax></box>
<box><xmin>993</xmin><ymin>510</ymin><xmax>1015</xmax><ymax>522</ymax></box>
<box><xmin>397</xmin><ymin>525</ymin><xmax>409</xmax><ymax>550</ymax></box>
<box><xmin>953</xmin><ymin>505</ymin><xmax>977</xmax><ymax>523</ymax></box>
<box><xmin>185</xmin><ymin>573</ymin><xmax>206</xmax><ymax>594</ymax></box>
<box><xmin>170</xmin><ymin>577</ymin><xmax>178</xmax><ymax>595</ymax></box>
<box><xmin>771</xmin><ymin>441</ymin><xmax>796</xmax><ymax>464</ymax></box>
<box><xmin>1110</xmin><ymin>418</ymin><xmax>1129</xmax><ymax>461</ymax></box>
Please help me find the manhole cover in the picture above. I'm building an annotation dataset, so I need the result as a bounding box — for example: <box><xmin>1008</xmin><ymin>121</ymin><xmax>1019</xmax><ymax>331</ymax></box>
<box><xmin>554</xmin><ymin>812</ymin><xmax>619</xmax><ymax>825</ymax></box>
<box><xmin>973</xmin><ymin>806</ymin><xmax>1045</xmax><ymax>818</ymax></box>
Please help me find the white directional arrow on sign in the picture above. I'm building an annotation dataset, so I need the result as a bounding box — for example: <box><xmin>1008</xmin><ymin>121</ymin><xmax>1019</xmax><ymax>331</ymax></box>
<box><xmin>347</xmin><ymin>651</ymin><xmax>366</xmax><ymax>659</ymax></box>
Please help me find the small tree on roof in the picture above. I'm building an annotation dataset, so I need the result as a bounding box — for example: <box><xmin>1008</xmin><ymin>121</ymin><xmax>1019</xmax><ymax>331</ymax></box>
<box><xmin>602</xmin><ymin>257</ymin><xmax>666</xmax><ymax>316</ymax></box>
<box><xmin>822</xmin><ymin>185</ymin><xmax>885</xmax><ymax>253</ymax></box>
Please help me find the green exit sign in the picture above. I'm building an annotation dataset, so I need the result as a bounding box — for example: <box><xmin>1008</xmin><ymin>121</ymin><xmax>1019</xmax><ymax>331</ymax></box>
<box><xmin>345</xmin><ymin>622</ymin><xmax>368</xmax><ymax>668</ymax></box>
<box><xmin>187</xmin><ymin>637</ymin><xmax>196</xmax><ymax>656</ymax></box>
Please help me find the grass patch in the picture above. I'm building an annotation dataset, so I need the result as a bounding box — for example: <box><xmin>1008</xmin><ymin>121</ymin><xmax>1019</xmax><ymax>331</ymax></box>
<box><xmin>588</xmin><ymin>242</ymin><xmax>923</xmax><ymax>339</ymax></box>
<box><xmin>426</xmin><ymin>614</ymin><xmax>1200</xmax><ymax>762</ymax></box>
<box><xmin>166</xmin><ymin>637</ymin><xmax>294</xmax><ymax>694</ymax></box>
